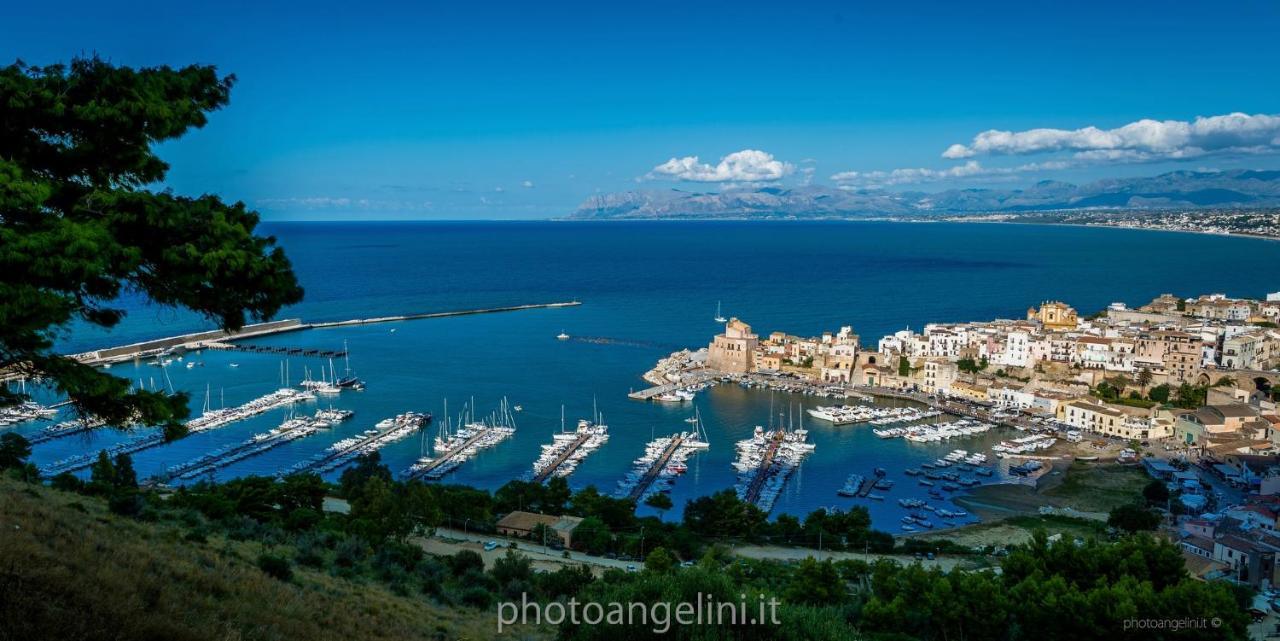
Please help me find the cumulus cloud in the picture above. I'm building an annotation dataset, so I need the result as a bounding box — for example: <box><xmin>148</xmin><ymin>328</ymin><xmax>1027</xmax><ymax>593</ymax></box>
<box><xmin>645</xmin><ymin>149</ymin><xmax>794</xmax><ymax>182</ymax></box>
<box><xmin>942</xmin><ymin>112</ymin><xmax>1280</xmax><ymax>161</ymax></box>
<box><xmin>521</xmin><ymin>180</ymin><xmax>535</xmax><ymax>188</ymax></box>
<box><xmin>830</xmin><ymin>160</ymin><xmax>1068</xmax><ymax>189</ymax></box>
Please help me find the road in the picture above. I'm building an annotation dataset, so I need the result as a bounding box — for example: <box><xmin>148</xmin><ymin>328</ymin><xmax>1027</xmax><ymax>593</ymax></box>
<box><xmin>422</xmin><ymin>527</ymin><xmax>634</xmax><ymax>574</ymax></box>
<box><xmin>421</xmin><ymin>527</ymin><xmax>978</xmax><ymax>574</ymax></box>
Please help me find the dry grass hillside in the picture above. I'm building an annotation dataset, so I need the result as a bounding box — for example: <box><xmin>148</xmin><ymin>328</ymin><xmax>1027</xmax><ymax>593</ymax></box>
<box><xmin>0</xmin><ymin>479</ymin><xmax>546</xmax><ymax>641</ymax></box>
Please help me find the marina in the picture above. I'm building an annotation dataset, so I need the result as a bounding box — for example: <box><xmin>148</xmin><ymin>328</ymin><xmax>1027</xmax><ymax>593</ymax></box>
<box><xmin>733</xmin><ymin>421</ymin><xmax>815</xmax><ymax>513</ymax></box>
<box><xmin>872</xmin><ymin>418</ymin><xmax>996</xmax><ymax>443</ymax></box>
<box><xmin>38</xmin><ymin>387</ymin><xmax>314</xmax><ymax>476</ymax></box>
<box><xmin>992</xmin><ymin>434</ymin><xmax>1057</xmax><ymax>455</ymax></box>
<box><xmin>26</xmin><ymin>416</ymin><xmax>108</xmax><ymax>445</ymax></box>
<box><xmin>404</xmin><ymin>399</ymin><xmax>517</xmax><ymax>481</ymax></box>
<box><xmin>280</xmin><ymin>411</ymin><xmax>430</xmax><ymax>476</ymax></box>
<box><xmin>530</xmin><ymin>405</ymin><xmax>610</xmax><ymax>482</ymax></box>
<box><xmin>17</xmin><ymin>221</ymin><xmax>1267</xmax><ymax>530</ymax></box>
<box><xmin>156</xmin><ymin>408</ymin><xmax>352</xmax><ymax>482</ymax></box>
<box><xmin>614</xmin><ymin>412</ymin><xmax>710</xmax><ymax>502</ymax></box>
<box><xmin>0</xmin><ymin>400</ymin><xmax>59</xmax><ymax>427</ymax></box>
<box><xmin>807</xmin><ymin>404</ymin><xmax>936</xmax><ymax>426</ymax></box>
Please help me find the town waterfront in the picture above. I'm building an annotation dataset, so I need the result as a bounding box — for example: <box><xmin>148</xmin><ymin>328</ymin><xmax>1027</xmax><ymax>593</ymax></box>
<box><xmin>17</xmin><ymin>221</ymin><xmax>1280</xmax><ymax>527</ymax></box>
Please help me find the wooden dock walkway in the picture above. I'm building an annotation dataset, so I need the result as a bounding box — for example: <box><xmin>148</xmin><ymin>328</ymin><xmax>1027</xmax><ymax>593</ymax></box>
<box><xmin>532</xmin><ymin>432</ymin><xmax>590</xmax><ymax>483</ymax></box>
<box><xmin>626</xmin><ymin>435</ymin><xmax>684</xmax><ymax>502</ymax></box>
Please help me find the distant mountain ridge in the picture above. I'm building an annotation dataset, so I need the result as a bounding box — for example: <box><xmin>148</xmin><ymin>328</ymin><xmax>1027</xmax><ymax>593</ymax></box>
<box><xmin>568</xmin><ymin>169</ymin><xmax>1280</xmax><ymax>219</ymax></box>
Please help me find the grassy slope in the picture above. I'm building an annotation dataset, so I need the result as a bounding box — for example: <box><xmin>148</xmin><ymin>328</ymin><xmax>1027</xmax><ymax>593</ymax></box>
<box><xmin>926</xmin><ymin>463</ymin><xmax>1149</xmax><ymax>547</ymax></box>
<box><xmin>1040</xmin><ymin>462</ymin><xmax>1151</xmax><ymax>511</ymax></box>
<box><xmin>0</xmin><ymin>479</ymin><xmax>546</xmax><ymax>641</ymax></box>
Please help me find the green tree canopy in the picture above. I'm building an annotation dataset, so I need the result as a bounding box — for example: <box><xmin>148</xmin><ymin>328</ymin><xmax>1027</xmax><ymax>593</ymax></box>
<box><xmin>0</xmin><ymin>57</ymin><xmax>302</xmax><ymax>439</ymax></box>
<box><xmin>0</xmin><ymin>433</ymin><xmax>32</xmax><ymax>469</ymax></box>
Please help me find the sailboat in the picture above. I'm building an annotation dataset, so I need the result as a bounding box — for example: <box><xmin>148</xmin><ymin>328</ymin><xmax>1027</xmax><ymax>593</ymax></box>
<box><xmin>714</xmin><ymin>301</ymin><xmax>727</xmax><ymax>323</ymax></box>
<box><xmin>335</xmin><ymin>340</ymin><xmax>366</xmax><ymax>390</ymax></box>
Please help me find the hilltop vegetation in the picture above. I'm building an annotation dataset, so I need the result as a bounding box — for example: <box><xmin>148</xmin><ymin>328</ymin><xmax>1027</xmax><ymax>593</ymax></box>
<box><xmin>0</xmin><ymin>443</ymin><xmax>1256</xmax><ymax>641</ymax></box>
<box><xmin>0</xmin><ymin>476</ymin><xmax>535</xmax><ymax>641</ymax></box>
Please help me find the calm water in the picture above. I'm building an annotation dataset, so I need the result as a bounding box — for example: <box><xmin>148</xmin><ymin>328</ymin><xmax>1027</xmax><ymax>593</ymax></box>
<box><xmin>17</xmin><ymin>221</ymin><xmax>1280</xmax><ymax>528</ymax></box>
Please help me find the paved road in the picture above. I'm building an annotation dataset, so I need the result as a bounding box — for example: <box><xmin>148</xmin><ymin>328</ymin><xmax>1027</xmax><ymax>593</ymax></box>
<box><xmin>424</xmin><ymin>527</ymin><xmax>977</xmax><ymax>573</ymax></box>
<box><xmin>427</xmin><ymin>527</ymin><xmax>635</xmax><ymax>572</ymax></box>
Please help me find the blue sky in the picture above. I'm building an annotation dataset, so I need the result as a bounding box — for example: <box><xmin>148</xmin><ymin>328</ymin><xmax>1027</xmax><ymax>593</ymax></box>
<box><xmin>4</xmin><ymin>0</ymin><xmax>1279</xmax><ymax>219</ymax></box>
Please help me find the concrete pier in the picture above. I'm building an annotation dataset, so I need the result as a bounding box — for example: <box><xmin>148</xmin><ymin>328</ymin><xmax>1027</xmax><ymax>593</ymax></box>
<box><xmin>627</xmin><ymin>369</ymin><xmax>717</xmax><ymax>400</ymax></box>
<box><xmin>3</xmin><ymin>301</ymin><xmax>580</xmax><ymax>380</ymax></box>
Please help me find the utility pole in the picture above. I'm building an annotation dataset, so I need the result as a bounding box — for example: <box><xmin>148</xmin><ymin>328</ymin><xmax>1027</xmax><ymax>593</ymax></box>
<box><xmin>640</xmin><ymin>526</ymin><xmax>645</xmax><ymax>559</ymax></box>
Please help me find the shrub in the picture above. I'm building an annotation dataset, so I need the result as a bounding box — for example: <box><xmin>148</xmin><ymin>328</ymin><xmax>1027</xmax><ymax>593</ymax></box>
<box><xmin>448</xmin><ymin>550</ymin><xmax>484</xmax><ymax>577</ymax></box>
<box><xmin>458</xmin><ymin>586</ymin><xmax>493</xmax><ymax>609</ymax></box>
<box><xmin>107</xmin><ymin>491</ymin><xmax>144</xmax><ymax>517</ymax></box>
<box><xmin>257</xmin><ymin>553</ymin><xmax>293</xmax><ymax>581</ymax></box>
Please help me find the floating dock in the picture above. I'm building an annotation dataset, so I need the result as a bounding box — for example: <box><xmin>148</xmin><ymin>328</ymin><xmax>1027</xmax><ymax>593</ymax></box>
<box><xmin>626</xmin><ymin>435</ymin><xmax>684</xmax><ymax>500</ymax></box>
<box><xmin>156</xmin><ymin>410</ymin><xmax>351</xmax><ymax>483</ymax></box>
<box><xmin>733</xmin><ymin>426</ymin><xmax>815</xmax><ymax>512</ymax></box>
<box><xmin>27</xmin><ymin>417</ymin><xmax>108</xmax><ymax>446</ymax></box>
<box><xmin>531</xmin><ymin>418</ymin><xmax>609</xmax><ymax>483</ymax></box>
<box><xmin>617</xmin><ymin>430</ymin><xmax>710</xmax><ymax>502</ymax></box>
<box><xmin>404</xmin><ymin>400</ymin><xmax>516</xmax><ymax>481</ymax></box>
<box><xmin>39</xmin><ymin>388</ymin><xmax>313</xmax><ymax>476</ymax></box>
<box><xmin>280</xmin><ymin>412</ymin><xmax>429</xmax><ymax>476</ymax></box>
<box><xmin>741</xmin><ymin>432</ymin><xmax>783</xmax><ymax>506</ymax></box>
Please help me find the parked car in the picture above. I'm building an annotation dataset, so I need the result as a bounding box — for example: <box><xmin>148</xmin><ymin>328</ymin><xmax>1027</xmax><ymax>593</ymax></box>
<box><xmin>483</xmin><ymin>541</ymin><xmax>499</xmax><ymax>551</ymax></box>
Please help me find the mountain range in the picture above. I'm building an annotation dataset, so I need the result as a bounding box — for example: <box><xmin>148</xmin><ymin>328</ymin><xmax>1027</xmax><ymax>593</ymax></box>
<box><xmin>568</xmin><ymin>169</ymin><xmax>1280</xmax><ymax>219</ymax></box>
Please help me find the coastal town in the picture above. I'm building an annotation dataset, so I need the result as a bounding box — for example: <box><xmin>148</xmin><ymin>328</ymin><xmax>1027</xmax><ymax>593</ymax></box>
<box><xmin>642</xmin><ymin>291</ymin><xmax>1280</xmax><ymax>590</ymax></box>
<box><xmin>951</xmin><ymin>208</ymin><xmax>1280</xmax><ymax>239</ymax></box>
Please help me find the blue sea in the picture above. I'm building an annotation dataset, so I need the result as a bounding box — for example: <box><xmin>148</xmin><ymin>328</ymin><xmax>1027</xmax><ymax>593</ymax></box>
<box><xmin>15</xmin><ymin>221</ymin><xmax>1280</xmax><ymax>529</ymax></box>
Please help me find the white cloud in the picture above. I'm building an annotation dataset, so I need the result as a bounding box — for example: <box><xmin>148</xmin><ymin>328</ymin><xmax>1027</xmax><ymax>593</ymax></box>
<box><xmin>942</xmin><ymin>112</ymin><xmax>1280</xmax><ymax>161</ymax></box>
<box><xmin>830</xmin><ymin>160</ymin><xmax>1068</xmax><ymax>189</ymax></box>
<box><xmin>645</xmin><ymin>149</ymin><xmax>794</xmax><ymax>182</ymax></box>
<box><xmin>521</xmin><ymin>180</ymin><xmax>535</xmax><ymax>188</ymax></box>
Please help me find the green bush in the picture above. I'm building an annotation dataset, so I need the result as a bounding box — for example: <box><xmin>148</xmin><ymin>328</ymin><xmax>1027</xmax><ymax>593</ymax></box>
<box><xmin>257</xmin><ymin>553</ymin><xmax>293</xmax><ymax>581</ymax></box>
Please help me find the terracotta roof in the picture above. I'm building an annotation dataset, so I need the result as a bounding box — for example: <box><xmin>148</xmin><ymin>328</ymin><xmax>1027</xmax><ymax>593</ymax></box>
<box><xmin>496</xmin><ymin>511</ymin><xmax>561</xmax><ymax>532</ymax></box>
<box><xmin>1180</xmin><ymin>551</ymin><xmax>1227</xmax><ymax>580</ymax></box>
<box><xmin>1217</xmin><ymin>534</ymin><xmax>1270</xmax><ymax>554</ymax></box>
